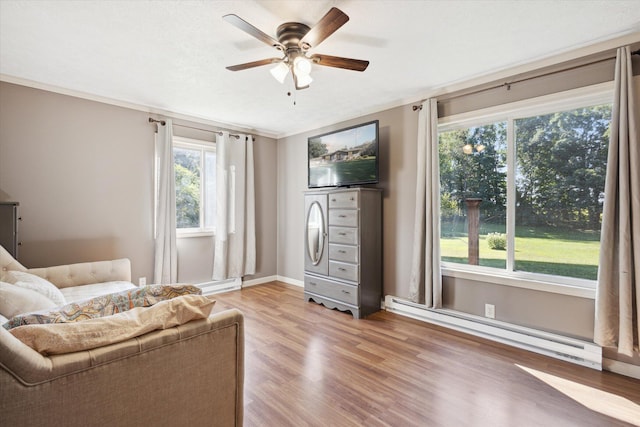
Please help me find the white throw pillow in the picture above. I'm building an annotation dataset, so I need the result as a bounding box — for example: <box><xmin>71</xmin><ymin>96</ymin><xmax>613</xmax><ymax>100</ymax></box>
<box><xmin>2</xmin><ymin>270</ymin><xmax>66</xmax><ymax>306</ymax></box>
<box><xmin>0</xmin><ymin>282</ymin><xmax>58</xmax><ymax>318</ymax></box>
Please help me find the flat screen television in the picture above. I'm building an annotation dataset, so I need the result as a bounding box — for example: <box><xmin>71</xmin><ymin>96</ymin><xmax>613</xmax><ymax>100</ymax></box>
<box><xmin>308</xmin><ymin>120</ymin><xmax>379</xmax><ymax>188</ymax></box>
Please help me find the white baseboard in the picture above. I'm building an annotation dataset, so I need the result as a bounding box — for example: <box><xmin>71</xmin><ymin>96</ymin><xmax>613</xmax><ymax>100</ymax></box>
<box><xmin>242</xmin><ymin>275</ymin><xmax>278</xmax><ymax>288</ymax></box>
<box><xmin>385</xmin><ymin>295</ymin><xmax>602</xmax><ymax>370</ymax></box>
<box><xmin>275</xmin><ymin>275</ymin><xmax>304</xmax><ymax>287</ymax></box>
<box><xmin>603</xmin><ymin>358</ymin><xmax>640</xmax><ymax>380</ymax></box>
<box><xmin>196</xmin><ymin>278</ymin><xmax>241</xmax><ymax>296</ymax></box>
<box><xmin>197</xmin><ymin>275</ymin><xmax>303</xmax><ymax>292</ymax></box>
<box><xmin>242</xmin><ymin>275</ymin><xmax>304</xmax><ymax>288</ymax></box>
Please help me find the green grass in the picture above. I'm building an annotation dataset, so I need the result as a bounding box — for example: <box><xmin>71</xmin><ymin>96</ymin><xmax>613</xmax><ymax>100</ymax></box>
<box><xmin>440</xmin><ymin>221</ymin><xmax>600</xmax><ymax>280</ymax></box>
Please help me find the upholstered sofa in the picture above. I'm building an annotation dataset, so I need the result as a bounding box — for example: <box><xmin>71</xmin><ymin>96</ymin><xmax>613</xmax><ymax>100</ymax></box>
<box><xmin>0</xmin><ymin>246</ymin><xmax>244</xmax><ymax>426</ymax></box>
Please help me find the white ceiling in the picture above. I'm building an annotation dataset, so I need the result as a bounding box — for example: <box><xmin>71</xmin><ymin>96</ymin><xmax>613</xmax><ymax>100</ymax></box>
<box><xmin>1</xmin><ymin>0</ymin><xmax>639</xmax><ymax>138</ymax></box>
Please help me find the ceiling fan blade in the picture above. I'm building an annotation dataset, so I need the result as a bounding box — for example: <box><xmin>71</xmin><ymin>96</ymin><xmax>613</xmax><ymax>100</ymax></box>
<box><xmin>223</xmin><ymin>14</ymin><xmax>284</xmax><ymax>50</ymax></box>
<box><xmin>299</xmin><ymin>7</ymin><xmax>349</xmax><ymax>49</ymax></box>
<box><xmin>310</xmin><ymin>54</ymin><xmax>369</xmax><ymax>71</ymax></box>
<box><xmin>226</xmin><ymin>58</ymin><xmax>281</xmax><ymax>71</ymax></box>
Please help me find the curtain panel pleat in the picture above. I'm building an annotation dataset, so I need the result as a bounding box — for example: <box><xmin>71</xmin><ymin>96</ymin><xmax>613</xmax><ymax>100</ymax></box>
<box><xmin>408</xmin><ymin>99</ymin><xmax>442</xmax><ymax>307</ymax></box>
<box><xmin>153</xmin><ymin>119</ymin><xmax>178</xmax><ymax>284</ymax></box>
<box><xmin>594</xmin><ymin>46</ymin><xmax>640</xmax><ymax>356</ymax></box>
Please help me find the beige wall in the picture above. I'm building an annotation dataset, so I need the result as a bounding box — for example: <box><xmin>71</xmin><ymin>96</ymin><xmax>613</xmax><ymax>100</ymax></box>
<box><xmin>277</xmin><ymin>104</ymin><xmax>419</xmax><ymax>291</ymax></box>
<box><xmin>0</xmin><ymin>82</ymin><xmax>277</xmax><ymax>284</ymax></box>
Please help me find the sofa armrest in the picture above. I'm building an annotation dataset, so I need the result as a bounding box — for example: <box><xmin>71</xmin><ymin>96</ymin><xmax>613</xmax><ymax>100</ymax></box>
<box><xmin>27</xmin><ymin>258</ymin><xmax>132</xmax><ymax>289</ymax></box>
<box><xmin>0</xmin><ymin>308</ymin><xmax>244</xmax><ymax>426</ymax></box>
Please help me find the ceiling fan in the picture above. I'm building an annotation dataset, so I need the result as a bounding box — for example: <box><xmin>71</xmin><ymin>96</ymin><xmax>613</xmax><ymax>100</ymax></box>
<box><xmin>223</xmin><ymin>7</ymin><xmax>369</xmax><ymax>90</ymax></box>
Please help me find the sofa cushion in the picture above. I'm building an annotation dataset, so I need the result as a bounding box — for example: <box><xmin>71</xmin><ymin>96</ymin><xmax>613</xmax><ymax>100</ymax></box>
<box><xmin>2</xmin><ymin>271</ymin><xmax>66</xmax><ymax>306</ymax></box>
<box><xmin>8</xmin><ymin>294</ymin><xmax>216</xmax><ymax>355</ymax></box>
<box><xmin>0</xmin><ymin>282</ymin><xmax>58</xmax><ymax>318</ymax></box>
<box><xmin>60</xmin><ymin>281</ymin><xmax>137</xmax><ymax>303</ymax></box>
<box><xmin>3</xmin><ymin>284</ymin><xmax>202</xmax><ymax>329</ymax></box>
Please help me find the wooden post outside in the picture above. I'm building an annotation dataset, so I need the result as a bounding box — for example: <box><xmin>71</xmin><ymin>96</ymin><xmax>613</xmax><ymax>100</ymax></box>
<box><xmin>465</xmin><ymin>198</ymin><xmax>482</xmax><ymax>265</ymax></box>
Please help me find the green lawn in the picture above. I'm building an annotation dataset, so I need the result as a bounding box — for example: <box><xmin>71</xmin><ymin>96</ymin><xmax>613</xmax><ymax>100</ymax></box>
<box><xmin>440</xmin><ymin>222</ymin><xmax>600</xmax><ymax>280</ymax></box>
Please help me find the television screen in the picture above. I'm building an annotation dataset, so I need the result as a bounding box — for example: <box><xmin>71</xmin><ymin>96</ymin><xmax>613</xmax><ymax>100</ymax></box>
<box><xmin>308</xmin><ymin>120</ymin><xmax>379</xmax><ymax>188</ymax></box>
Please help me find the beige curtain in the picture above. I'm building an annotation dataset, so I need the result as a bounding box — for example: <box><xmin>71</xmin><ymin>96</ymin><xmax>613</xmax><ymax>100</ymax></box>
<box><xmin>594</xmin><ymin>46</ymin><xmax>640</xmax><ymax>356</ymax></box>
<box><xmin>212</xmin><ymin>132</ymin><xmax>256</xmax><ymax>280</ymax></box>
<box><xmin>154</xmin><ymin>119</ymin><xmax>177</xmax><ymax>284</ymax></box>
<box><xmin>408</xmin><ymin>99</ymin><xmax>442</xmax><ymax>307</ymax></box>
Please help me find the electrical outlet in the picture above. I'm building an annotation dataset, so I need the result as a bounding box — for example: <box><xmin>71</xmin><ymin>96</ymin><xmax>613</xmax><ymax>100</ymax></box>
<box><xmin>485</xmin><ymin>303</ymin><xmax>495</xmax><ymax>319</ymax></box>
<box><xmin>139</xmin><ymin>277</ymin><xmax>147</xmax><ymax>286</ymax></box>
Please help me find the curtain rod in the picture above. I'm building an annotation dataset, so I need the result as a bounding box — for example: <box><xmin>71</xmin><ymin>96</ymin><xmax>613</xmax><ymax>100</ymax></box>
<box><xmin>412</xmin><ymin>48</ymin><xmax>640</xmax><ymax>111</ymax></box>
<box><xmin>148</xmin><ymin>118</ymin><xmax>255</xmax><ymax>141</ymax></box>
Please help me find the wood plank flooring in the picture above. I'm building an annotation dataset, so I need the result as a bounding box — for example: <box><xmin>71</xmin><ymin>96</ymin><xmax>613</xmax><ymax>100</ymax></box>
<box><xmin>212</xmin><ymin>282</ymin><xmax>640</xmax><ymax>427</ymax></box>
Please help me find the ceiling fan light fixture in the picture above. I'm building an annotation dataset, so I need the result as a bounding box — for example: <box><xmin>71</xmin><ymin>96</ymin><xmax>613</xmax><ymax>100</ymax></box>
<box><xmin>270</xmin><ymin>61</ymin><xmax>290</xmax><ymax>84</ymax></box>
<box><xmin>293</xmin><ymin>56</ymin><xmax>312</xmax><ymax>76</ymax></box>
<box><xmin>295</xmin><ymin>72</ymin><xmax>313</xmax><ymax>88</ymax></box>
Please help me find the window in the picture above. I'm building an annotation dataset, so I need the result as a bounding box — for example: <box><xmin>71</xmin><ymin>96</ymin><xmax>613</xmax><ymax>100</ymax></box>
<box><xmin>438</xmin><ymin>85</ymin><xmax>612</xmax><ymax>290</ymax></box>
<box><xmin>173</xmin><ymin>137</ymin><xmax>216</xmax><ymax>235</ymax></box>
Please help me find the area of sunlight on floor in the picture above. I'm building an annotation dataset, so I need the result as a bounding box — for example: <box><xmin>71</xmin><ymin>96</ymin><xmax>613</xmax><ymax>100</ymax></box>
<box><xmin>516</xmin><ymin>364</ymin><xmax>640</xmax><ymax>426</ymax></box>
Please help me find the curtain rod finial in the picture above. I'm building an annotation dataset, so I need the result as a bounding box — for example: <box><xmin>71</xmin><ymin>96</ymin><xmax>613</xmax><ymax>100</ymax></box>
<box><xmin>148</xmin><ymin>117</ymin><xmax>166</xmax><ymax>126</ymax></box>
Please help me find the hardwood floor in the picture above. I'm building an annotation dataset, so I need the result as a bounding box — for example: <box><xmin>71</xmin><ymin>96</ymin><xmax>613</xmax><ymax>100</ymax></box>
<box><xmin>212</xmin><ymin>282</ymin><xmax>640</xmax><ymax>427</ymax></box>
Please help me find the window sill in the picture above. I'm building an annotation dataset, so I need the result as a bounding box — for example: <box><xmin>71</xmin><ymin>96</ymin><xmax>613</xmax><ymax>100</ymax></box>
<box><xmin>177</xmin><ymin>231</ymin><xmax>214</xmax><ymax>238</ymax></box>
<box><xmin>441</xmin><ymin>265</ymin><xmax>596</xmax><ymax>299</ymax></box>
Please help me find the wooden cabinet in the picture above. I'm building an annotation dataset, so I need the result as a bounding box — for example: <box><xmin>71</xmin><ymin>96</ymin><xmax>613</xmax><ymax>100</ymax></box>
<box><xmin>0</xmin><ymin>202</ymin><xmax>20</xmax><ymax>259</ymax></box>
<box><xmin>304</xmin><ymin>188</ymin><xmax>382</xmax><ymax>319</ymax></box>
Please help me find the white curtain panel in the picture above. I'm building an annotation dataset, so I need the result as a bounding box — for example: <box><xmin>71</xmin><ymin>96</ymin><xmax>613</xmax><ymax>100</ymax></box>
<box><xmin>213</xmin><ymin>132</ymin><xmax>256</xmax><ymax>280</ymax></box>
<box><xmin>153</xmin><ymin>119</ymin><xmax>177</xmax><ymax>284</ymax></box>
<box><xmin>595</xmin><ymin>46</ymin><xmax>640</xmax><ymax>356</ymax></box>
<box><xmin>408</xmin><ymin>99</ymin><xmax>442</xmax><ymax>307</ymax></box>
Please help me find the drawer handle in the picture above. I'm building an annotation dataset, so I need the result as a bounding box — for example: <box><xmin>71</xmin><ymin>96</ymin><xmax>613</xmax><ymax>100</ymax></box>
<box><xmin>331</xmin><ymin>198</ymin><xmax>337</xmax><ymax>202</ymax></box>
<box><xmin>338</xmin><ymin>214</ymin><xmax>347</xmax><ymax>218</ymax></box>
<box><xmin>350</xmin><ymin>197</ymin><xmax>355</xmax><ymax>201</ymax></box>
<box><xmin>309</xmin><ymin>282</ymin><xmax>317</xmax><ymax>286</ymax></box>
<box><xmin>338</xmin><ymin>267</ymin><xmax>347</xmax><ymax>272</ymax></box>
<box><xmin>338</xmin><ymin>232</ymin><xmax>347</xmax><ymax>236</ymax></box>
<box><xmin>342</xmin><ymin>290</ymin><xmax>351</xmax><ymax>294</ymax></box>
<box><xmin>338</xmin><ymin>250</ymin><xmax>346</xmax><ymax>253</ymax></box>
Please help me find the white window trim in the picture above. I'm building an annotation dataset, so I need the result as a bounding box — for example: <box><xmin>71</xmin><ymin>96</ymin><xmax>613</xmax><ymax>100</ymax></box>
<box><xmin>173</xmin><ymin>136</ymin><xmax>216</xmax><ymax>238</ymax></box>
<box><xmin>438</xmin><ymin>82</ymin><xmax>614</xmax><ymax>299</ymax></box>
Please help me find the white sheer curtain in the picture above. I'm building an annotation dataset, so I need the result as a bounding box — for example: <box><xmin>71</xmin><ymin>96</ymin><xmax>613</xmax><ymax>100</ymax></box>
<box><xmin>594</xmin><ymin>46</ymin><xmax>640</xmax><ymax>356</ymax></box>
<box><xmin>408</xmin><ymin>99</ymin><xmax>442</xmax><ymax>307</ymax></box>
<box><xmin>154</xmin><ymin>118</ymin><xmax>177</xmax><ymax>284</ymax></box>
<box><xmin>213</xmin><ymin>132</ymin><xmax>256</xmax><ymax>280</ymax></box>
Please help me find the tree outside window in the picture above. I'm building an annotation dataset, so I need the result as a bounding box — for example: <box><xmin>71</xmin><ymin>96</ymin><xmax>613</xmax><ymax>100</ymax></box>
<box><xmin>439</xmin><ymin>102</ymin><xmax>611</xmax><ymax>282</ymax></box>
<box><xmin>173</xmin><ymin>139</ymin><xmax>216</xmax><ymax>233</ymax></box>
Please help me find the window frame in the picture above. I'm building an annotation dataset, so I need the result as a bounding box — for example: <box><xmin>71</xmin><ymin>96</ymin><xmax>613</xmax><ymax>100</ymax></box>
<box><xmin>437</xmin><ymin>82</ymin><xmax>614</xmax><ymax>298</ymax></box>
<box><xmin>172</xmin><ymin>136</ymin><xmax>216</xmax><ymax>238</ymax></box>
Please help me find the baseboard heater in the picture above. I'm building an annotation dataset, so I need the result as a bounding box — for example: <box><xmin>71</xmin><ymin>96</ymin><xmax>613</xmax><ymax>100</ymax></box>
<box><xmin>196</xmin><ymin>278</ymin><xmax>242</xmax><ymax>296</ymax></box>
<box><xmin>384</xmin><ymin>296</ymin><xmax>602</xmax><ymax>370</ymax></box>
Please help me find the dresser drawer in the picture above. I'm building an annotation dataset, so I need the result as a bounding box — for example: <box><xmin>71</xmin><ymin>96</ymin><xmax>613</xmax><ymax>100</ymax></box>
<box><xmin>329</xmin><ymin>260</ymin><xmax>359</xmax><ymax>282</ymax></box>
<box><xmin>329</xmin><ymin>209</ymin><xmax>358</xmax><ymax>227</ymax></box>
<box><xmin>304</xmin><ymin>275</ymin><xmax>358</xmax><ymax>305</ymax></box>
<box><xmin>329</xmin><ymin>191</ymin><xmax>358</xmax><ymax>209</ymax></box>
<box><xmin>329</xmin><ymin>226</ymin><xmax>358</xmax><ymax>245</ymax></box>
<box><xmin>329</xmin><ymin>243</ymin><xmax>358</xmax><ymax>263</ymax></box>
